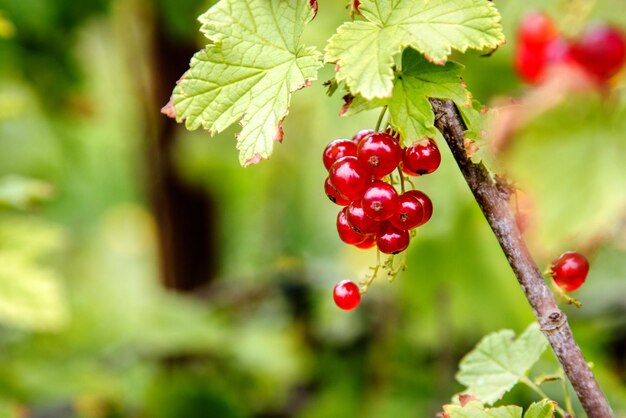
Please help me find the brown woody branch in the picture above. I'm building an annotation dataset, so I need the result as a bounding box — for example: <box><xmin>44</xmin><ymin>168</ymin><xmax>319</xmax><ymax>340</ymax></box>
<box><xmin>429</xmin><ymin>98</ymin><xmax>613</xmax><ymax>418</ymax></box>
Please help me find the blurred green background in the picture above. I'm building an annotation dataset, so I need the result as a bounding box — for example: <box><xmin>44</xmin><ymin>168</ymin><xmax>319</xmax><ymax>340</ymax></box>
<box><xmin>0</xmin><ymin>0</ymin><xmax>624</xmax><ymax>417</ymax></box>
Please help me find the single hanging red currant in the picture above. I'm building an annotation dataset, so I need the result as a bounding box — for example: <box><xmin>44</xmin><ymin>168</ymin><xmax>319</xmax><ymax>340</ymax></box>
<box><xmin>402</xmin><ymin>138</ymin><xmax>441</xmax><ymax>176</ymax></box>
<box><xmin>357</xmin><ymin>132</ymin><xmax>402</xmax><ymax>178</ymax></box>
<box><xmin>328</xmin><ymin>156</ymin><xmax>371</xmax><ymax>202</ymax></box>
<box><xmin>337</xmin><ymin>207</ymin><xmax>367</xmax><ymax>245</ymax></box>
<box><xmin>550</xmin><ymin>251</ymin><xmax>589</xmax><ymax>292</ymax></box>
<box><xmin>376</xmin><ymin>223</ymin><xmax>410</xmax><ymax>254</ymax></box>
<box><xmin>362</xmin><ymin>181</ymin><xmax>399</xmax><ymax>221</ymax></box>
<box><xmin>323</xmin><ymin>138</ymin><xmax>358</xmax><ymax>170</ymax></box>
<box><xmin>333</xmin><ymin>280</ymin><xmax>361</xmax><ymax>310</ymax></box>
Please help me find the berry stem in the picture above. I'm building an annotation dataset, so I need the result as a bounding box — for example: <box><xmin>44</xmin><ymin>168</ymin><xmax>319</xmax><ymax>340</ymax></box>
<box><xmin>551</xmin><ymin>281</ymin><xmax>583</xmax><ymax>308</ymax></box>
<box><xmin>374</xmin><ymin>106</ymin><xmax>388</xmax><ymax>132</ymax></box>
<box><xmin>361</xmin><ymin>249</ymin><xmax>382</xmax><ymax>293</ymax></box>
<box><xmin>542</xmin><ymin>270</ymin><xmax>584</xmax><ymax>308</ymax></box>
<box><xmin>396</xmin><ymin>166</ymin><xmax>406</xmax><ymax>193</ymax></box>
<box><xmin>429</xmin><ymin>98</ymin><xmax>613</xmax><ymax>418</ymax></box>
<box><xmin>386</xmin><ymin>251</ymin><xmax>407</xmax><ymax>282</ymax></box>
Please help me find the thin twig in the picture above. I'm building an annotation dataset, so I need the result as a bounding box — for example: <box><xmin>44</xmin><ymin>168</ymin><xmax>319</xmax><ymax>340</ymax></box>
<box><xmin>429</xmin><ymin>98</ymin><xmax>613</xmax><ymax>418</ymax></box>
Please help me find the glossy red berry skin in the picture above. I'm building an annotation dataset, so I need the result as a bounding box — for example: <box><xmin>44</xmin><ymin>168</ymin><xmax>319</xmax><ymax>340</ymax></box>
<box><xmin>351</xmin><ymin>129</ymin><xmax>374</xmax><ymax>145</ymax></box>
<box><xmin>551</xmin><ymin>251</ymin><xmax>589</xmax><ymax>292</ymax></box>
<box><xmin>324</xmin><ymin>177</ymin><xmax>350</xmax><ymax>206</ymax></box>
<box><xmin>376</xmin><ymin>223</ymin><xmax>410</xmax><ymax>254</ymax></box>
<box><xmin>389</xmin><ymin>192</ymin><xmax>425</xmax><ymax>230</ymax></box>
<box><xmin>323</xmin><ymin>139</ymin><xmax>358</xmax><ymax>170</ymax></box>
<box><xmin>346</xmin><ymin>200</ymin><xmax>381</xmax><ymax>235</ymax></box>
<box><xmin>362</xmin><ymin>181</ymin><xmax>399</xmax><ymax>221</ymax></box>
<box><xmin>333</xmin><ymin>280</ymin><xmax>361</xmax><ymax>310</ymax></box>
<box><xmin>328</xmin><ymin>156</ymin><xmax>371</xmax><ymax>202</ymax></box>
<box><xmin>337</xmin><ymin>207</ymin><xmax>367</xmax><ymax>245</ymax></box>
<box><xmin>571</xmin><ymin>25</ymin><xmax>626</xmax><ymax>81</ymax></box>
<box><xmin>357</xmin><ymin>132</ymin><xmax>402</xmax><ymax>178</ymax></box>
<box><xmin>355</xmin><ymin>235</ymin><xmax>376</xmax><ymax>249</ymax></box>
<box><xmin>402</xmin><ymin>139</ymin><xmax>441</xmax><ymax>176</ymax></box>
<box><xmin>404</xmin><ymin>190</ymin><xmax>433</xmax><ymax>226</ymax></box>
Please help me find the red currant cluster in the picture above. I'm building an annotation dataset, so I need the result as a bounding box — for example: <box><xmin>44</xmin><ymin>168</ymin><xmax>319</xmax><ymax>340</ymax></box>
<box><xmin>516</xmin><ymin>11</ymin><xmax>626</xmax><ymax>84</ymax></box>
<box><xmin>323</xmin><ymin>129</ymin><xmax>441</xmax><ymax>310</ymax></box>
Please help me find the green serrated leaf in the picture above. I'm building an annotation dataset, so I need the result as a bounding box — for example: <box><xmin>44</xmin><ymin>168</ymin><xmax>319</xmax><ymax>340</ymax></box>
<box><xmin>444</xmin><ymin>401</ymin><xmax>522</xmax><ymax>418</ymax></box>
<box><xmin>456</xmin><ymin>323</ymin><xmax>548</xmax><ymax>405</ymax></box>
<box><xmin>342</xmin><ymin>48</ymin><xmax>471</xmax><ymax>144</ymax></box>
<box><xmin>523</xmin><ymin>400</ymin><xmax>556</xmax><ymax>418</ymax></box>
<box><xmin>388</xmin><ymin>48</ymin><xmax>470</xmax><ymax>144</ymax></box>
<box><xmin>173</xmin><ymin>0</ymin><xmax>322</xmax><ymax>166</ymax></box>
<box><xmin>325</xmin><ymin>0</ymin><xmax>504</xmax><ymax>99</ymax></box>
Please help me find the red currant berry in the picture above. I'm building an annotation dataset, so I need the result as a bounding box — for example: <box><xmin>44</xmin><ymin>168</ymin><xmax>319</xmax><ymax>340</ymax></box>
<box><xmin>516</xmin><ymin>43</ymin><xmax>549</xmax><ymax>83</ymax></box>
<box><xmin>376</xmin><ymin>223</ymin><xmax>410</xmax><ymax>254</ymax></box>
<box><xmin>357</xmin><ymin>132</ymin><xmax>402</xmax><ymax>178</ymax></box>
<box><xmin>551</xmin><ymin>251</ymin><xmax>589</xmax><ymax>292</ymax></box>
<box><xmin>362</xmin><ymin>181</ymin><xmax>399</xmax><ymax>221</ymax></box>
<box><xmin>518</xmin><ymin>11</ymin><xmax>558</xmax><ymax>47</ymax></box>
<box><xmin>328</xmin><ymin>156</ymin><xmax>371</xmax><ymax>202</ymax></box>
<box><xmin>324</xmin><ymin>177</ymin><xmax>350</xmax><ymax>206</ymax></box>
<box><xmin>402</xmin><ymin>138</ymin><xmax>441</xmax><ymax>176</ymax></box>
<box><xmin>355</xmin><ymin>235</ymin><xmax>376</xmax><ymax>249</ymax></box>
<box><xmin>323</xmin><ymin>139</ymin><xmax>358</xmax><ymax>170</ymax></box>
<box><xmin>346</xmin><ymin>200</ymin><xmax>381</xmax><ymax>235</ymax></box>
<box><xmin>389</xmin><ymin>192</ymin><xmax>425</xmax><ymax>230</ymax></box>
<box><xmin>404</xmin><ymin>190</ymin><xmax>433</xmax><ymax>226</ymax></box>
<box><xmin>571</xmin><ymin>25</ymin><xmax>626</xmax><ymax>81</ymax></box>
<box><xmin>515</xmin><ymin>11</ymin><xmax>559</xmax><ymax>83</ymax></box>
<box><xmin>351</xmin><ymin>129</ymin><xmax>374</xmax><ymax>145</ymax></box>
<box><xmin>333</xmin><ymin>280</ymin><xmax>361</xmax><ymax>310</ymax></box>
<box><xmin>337</xmin><ymin>207</ymin><xmax>367</xmax><ymax>245</ymax></box>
